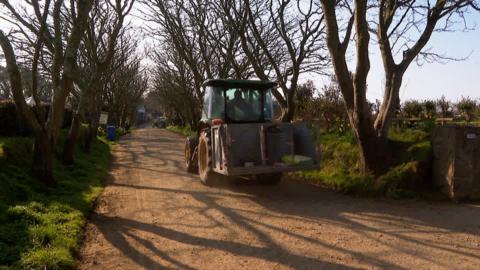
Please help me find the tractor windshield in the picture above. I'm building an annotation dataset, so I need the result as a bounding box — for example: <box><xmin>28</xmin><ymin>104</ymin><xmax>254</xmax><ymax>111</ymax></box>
<box><xmin>206</xmin><ymin>86</ymin><xmax>273</xmax><ymax>123</ymax></box>
<box><xmin>226</xmin><ymin>88</ymin><xmax>261</xmax><ymax>122</ymax></box>
<box><xmin>225</xmin><ymin>88</ymin><xmax>275</xmax><ymax>122</ymax></box>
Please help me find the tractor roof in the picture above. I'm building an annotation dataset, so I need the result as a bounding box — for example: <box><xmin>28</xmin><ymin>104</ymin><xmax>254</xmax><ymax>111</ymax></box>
<box><xmin>202</xmin><ymin>79</ymin><xmax>276</xmax><ymax>90</ymax></box>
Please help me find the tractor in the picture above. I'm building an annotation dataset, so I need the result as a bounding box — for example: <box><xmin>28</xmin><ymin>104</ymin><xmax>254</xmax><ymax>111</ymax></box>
<box><xmin>184</xmin><ymin>79</ymin><xmax>319</xmax><ymax>185</ymax></box>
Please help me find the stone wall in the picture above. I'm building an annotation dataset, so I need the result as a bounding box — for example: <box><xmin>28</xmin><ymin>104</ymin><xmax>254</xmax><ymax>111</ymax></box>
<box><xmin>432</xmin><ymin>125</ymin><xmax>480</xmax><ymax>201</ymax></box>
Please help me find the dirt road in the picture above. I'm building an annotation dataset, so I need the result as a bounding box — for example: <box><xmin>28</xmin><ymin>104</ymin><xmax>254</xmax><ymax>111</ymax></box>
<box><xmin>79</xmin><ymin>128</ymin><xmax>480</xmax><ymax>270</ymax></box>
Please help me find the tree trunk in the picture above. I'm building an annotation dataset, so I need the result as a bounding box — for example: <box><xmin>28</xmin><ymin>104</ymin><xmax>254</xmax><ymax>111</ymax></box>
<box><xmin>281</xmin><ymin>98</ymin><xmax>295</xmax><ymax>123</ymax></box>
<box><xmin>279</xmin><ymin>87</ymin><xmax>295</xmax><ymax>123</ymax></box>
<box><xmin>354</xmin><ymin>125</ymin><xmax>390</xmax><ymax>176</ymax></box>
<box><xmin>84</xmin><ymin>117</ymin><xmax>99</xmax><ymax>153</ymax></box>
<box><xmin>32</xmin><ymin>132</ymin><xmax>55</xmax><ymax>185</ymax></box>
<box><xmin>62</xmin><ymin>113</ymin><xmax>81</xmax><ymax>165</ymax></box>
<box><xmin>63</xmin><ymin>87</ymin><xmax>89</xmax><ymax>164</ymax></box>
<box><xmin>84</xmin><ymin>124</ymin><xmax>94</xmax><ymax>153</ymax></box>
<box><xmin>374</xmin><ymin>71</ymin><xmax>403</xmax><ymax>137</ymax></box>
<box><xmin>120</xmin><ymin>109</ymin><xmax>128</xmax><ymax>128</ymax></box>
<box><xmin>353</xmin><ymin>71</ymin><xmax>402</xmax><ymax>175</ymax></box>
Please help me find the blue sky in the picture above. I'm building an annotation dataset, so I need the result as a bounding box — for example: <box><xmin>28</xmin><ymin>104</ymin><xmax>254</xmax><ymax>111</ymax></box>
<box><xmin>314</xmin><ymin>11</ymin><xmax>480</xmax><ymax>103</ymax></box>
<box><xmin>366</xmin><ymin>24</ymin><xmax>480</xmax><ymax>103</ymax></box>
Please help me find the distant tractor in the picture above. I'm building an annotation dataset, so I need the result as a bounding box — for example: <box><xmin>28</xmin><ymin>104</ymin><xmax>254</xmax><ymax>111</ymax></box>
<box><xmin>184</xmin><ymin>79</ymin><xmax>319</xmax><ymax>185</ymax></box>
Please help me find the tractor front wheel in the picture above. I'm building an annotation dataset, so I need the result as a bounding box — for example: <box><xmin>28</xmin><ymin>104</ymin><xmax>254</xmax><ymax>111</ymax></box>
<box><xmin>197</xmin><ymin>132</ymin><xmax>222</xmax><ymax>185</ymax></box>
<box><xmin>184</xmin><ymin>137</ymin><xmax>198</xmax><ymax>173</ymax></box>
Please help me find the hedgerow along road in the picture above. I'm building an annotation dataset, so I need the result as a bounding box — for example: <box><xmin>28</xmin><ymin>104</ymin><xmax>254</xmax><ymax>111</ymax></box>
<box><xmin>79</xmin><ymin>128</ymin><xmax>480</xmax><ymax>269</ymax></box>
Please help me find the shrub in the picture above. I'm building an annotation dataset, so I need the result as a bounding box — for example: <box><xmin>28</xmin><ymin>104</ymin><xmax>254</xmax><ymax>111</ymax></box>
<box><xmin>423</xmin><ymin>100</ymin><xmax>436</xmax><ymax>119</ymax></box>
<box><xmin>0</xmin><ymin>101</ymin><xmax>72</xmax><ymax>136</ymax></box>
<box><xmin>381</xmin><ymin>129</ymin><xmax>432</xmax><ymax>198</ymax></box>
<box><xmin>0</xmin><ymin>101</ymin><xmax>26</xmax><ymax>136</ymax></box>
<box><xmin>456</xmin><ymin>96</ymin><xmax>477</xmax><ymax>122</ymax></box>
<box><xmin>295</xmin><ymin>78</ymin><xmax>349</xmax><ymax>133</ymax></box>
<box><xmin>116</xmin><ymin>127</ymin><xmax>127</xmax><ymax>137</ymax></box>
<box><xmin>378</xmin><ymin>161</ymin><xmax>423</xmax><ymax>198</ymax></box>
<box><xmin>298</xmin><ymin>131</ymin><xmax>374</xmax><ymax>195</ymax></box>
<box><xmin>401</xmin><ymin>100</ymin><xmax>424</xmax><ymax>118</ymax></box>
<box><xmin>166</xmin><ymin>125</ymin><xmax>196</xmax><ymax>137</ymax></box>
<box><xmin>297</xmin><ymin>128</ymin><xmax>432</xmax><ymax>198</ymax></box>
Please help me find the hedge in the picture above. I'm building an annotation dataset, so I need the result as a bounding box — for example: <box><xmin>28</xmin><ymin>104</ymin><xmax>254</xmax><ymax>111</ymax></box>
<box><xmin>0</xmin><ymin>100</ymin><xmax>72</xmax><ymax>136</ymax></box>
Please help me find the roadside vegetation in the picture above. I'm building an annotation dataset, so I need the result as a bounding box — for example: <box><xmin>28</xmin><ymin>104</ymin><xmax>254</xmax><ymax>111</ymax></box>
<box><xmin>166</xmin><ymin>125</ymin><xmax>196</xmax><ymax>137</ymax></box>
<box><xmin>295</xmin><ymin>83</ymin><xmax>478</xmax><ymax>199</ymax></box>
<box><xmin>298</xmin><ymin>128</ymin><xmax>432</xmax><ymax>198</ymax></box>
<box><xmin>0</xmin><ymin>133</ymin><xmax>111</xmax><ymax>269</ymax></box>
<box><xmin>0</xmin><ymin>1</ymin><xmax>141</xmax><ymax>268</ymax></box>
<box><xmin>0</xmin><ymin>0</ymin><xmax>142</xmax><ymax>184</ymax></box>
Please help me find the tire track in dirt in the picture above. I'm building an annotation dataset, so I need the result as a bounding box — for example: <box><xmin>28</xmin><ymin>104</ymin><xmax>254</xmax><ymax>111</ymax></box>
<box><xmin>78</xmin><ymin>128</ymin><xmax>480</xmax><ymax>270</ymax></box>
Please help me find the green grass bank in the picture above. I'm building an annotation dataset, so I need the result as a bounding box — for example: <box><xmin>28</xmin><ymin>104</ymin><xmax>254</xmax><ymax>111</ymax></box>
<box><xmin>0</xmin><ymin>134</ymin><xmax>112</xmax><ymax>269</ymax></box>
<box><xmin>166</xmin><ymin>125</ymin><xmax>196</xmax><ymax>137</ymax></box>
<box><xmin>298</xmin><ymin>128</ymin><xmax>433</xmax><ymax>198</ymax></box>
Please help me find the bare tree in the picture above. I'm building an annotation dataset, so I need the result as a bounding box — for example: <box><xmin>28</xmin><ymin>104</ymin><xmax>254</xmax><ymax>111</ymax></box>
<box><xmin>0</xmin><ymin>0</ymin><xmax>94</xmax><ymax>183</ymax></box>
<box><xmin>224</xmin><ymin>0</ymin><xmax>329</xmax><ymax>121</ymax></box>
<box><xmin>0</xmin><ymin>66</ymin><xmax>12</xmax><ymax>99</ymax></box>
<box><xmin>319</xmin><ymin>0</ymin><xmax>479</xmax><ymax>175</ymax></box>
<box><xmin>144</xmin><ymin>0</ymin><xmax>329</xmax><ymax>123</ymax></box>
<box><xmin>143</xmin><ymin>0</ymin><xmax>251</xmax><ymax>108</ymax></box>
<box><xmin>149</xmin><ymin>40</ymin><xmax>201</xmax><ymax>128</ymax></box>
<box><xmin>63</xmin><ymin>0</ymin><xmax>134</xmax><ymax>164</ymax></box>
<box><xmin>103</xmin><ymin>36</ymin><xmax>148</xmax><ymax>129</ymax></box>
<box><xmin>456</xmin><ymin>96</ymin><xmax>477</xmax><ymax>122</ymax></box>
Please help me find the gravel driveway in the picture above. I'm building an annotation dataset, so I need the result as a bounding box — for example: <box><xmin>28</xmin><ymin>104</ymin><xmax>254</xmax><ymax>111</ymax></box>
<box><xmin>78</xmin><ymin>128</ymin><xmax>480</xmax><ymax>270</ymax></box>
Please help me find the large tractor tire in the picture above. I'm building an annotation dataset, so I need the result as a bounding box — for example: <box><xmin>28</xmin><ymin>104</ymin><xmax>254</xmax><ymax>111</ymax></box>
<box><xmin>257</xmin><ymin>173</ymin><xmax>282</xmax><ymax>185</ymax></box>
<box><xmin>184</xmin><ymin>137</ymin><xmax>198</xmax><ymax>173</ymax></box>
<box><xmin>197</xmin><ymin>132</ymin><xmax>223</xmax><ymax>185</ymax></box>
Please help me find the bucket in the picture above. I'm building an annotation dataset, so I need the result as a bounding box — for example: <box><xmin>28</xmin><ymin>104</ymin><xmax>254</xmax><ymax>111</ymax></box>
<box><xmin>266</xmin><ymin>126</ymin><xmax>289</xmax><ymax>164</ymax></box>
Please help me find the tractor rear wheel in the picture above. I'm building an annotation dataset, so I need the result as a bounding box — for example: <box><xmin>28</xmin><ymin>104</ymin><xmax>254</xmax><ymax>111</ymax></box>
<box><xmin>257</xmin><ymin>173</ymin><xmax>282</xmax><ymax>185</ymax></box>
<box><xmin>197</xmin><ymin>132</ymin><xmax>222</xmax><ymax>185</ymax></box>
<box><xmin>184</xmin><ymin>137</ymin><xmax>198</xmax><ymax>173</ymax></box>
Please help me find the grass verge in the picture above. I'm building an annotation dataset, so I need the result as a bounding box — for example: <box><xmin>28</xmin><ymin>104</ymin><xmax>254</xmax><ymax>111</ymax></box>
<box><xmin>297</xmin><ymin>128</ymin><xmax>432</xmax><ymax>198</ymax></box>
<box><xmin>166</xmin><ymin>125</ymin><xmax>196</xmax><ymax>137</ymax></box>
<box><xmin>0</xmin><ymin>134</ymin><xmax>111</xmax><ymax>269</ymax></box>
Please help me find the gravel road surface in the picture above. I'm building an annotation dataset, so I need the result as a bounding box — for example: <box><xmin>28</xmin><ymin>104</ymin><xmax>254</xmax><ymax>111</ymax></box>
<box><xmin>79</xmin><ymin>128</ymin><xmax>480</xmax><ymax>270</ymax></box>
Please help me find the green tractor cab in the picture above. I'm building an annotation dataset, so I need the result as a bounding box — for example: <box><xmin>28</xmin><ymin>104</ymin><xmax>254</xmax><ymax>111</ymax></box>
<box><xmin>184</xmin><ymin>79</ymin><xmax>319</xmax><ymax>185</ymax></box>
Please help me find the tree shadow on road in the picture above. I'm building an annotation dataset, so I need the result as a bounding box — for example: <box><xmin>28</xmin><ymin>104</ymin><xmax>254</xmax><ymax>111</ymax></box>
<box><xmin>85</xmin><ymin>129</ymin><xmax>480</xmax><ymax>269</ymax></box>
<box><xmin>105</xmin><ymin>178</ymin><xmax>480</xmax><ymax>269</ymax></box>
<box><xmin>91</xmin><ymin>212</ymin><xmax>358</xmax><ymax>270</ymax></box>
